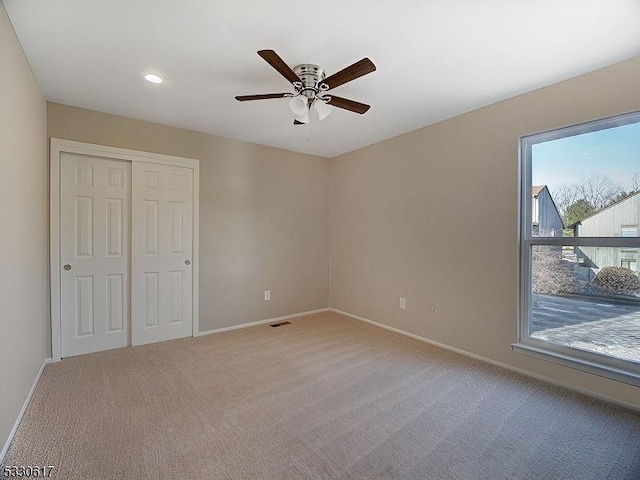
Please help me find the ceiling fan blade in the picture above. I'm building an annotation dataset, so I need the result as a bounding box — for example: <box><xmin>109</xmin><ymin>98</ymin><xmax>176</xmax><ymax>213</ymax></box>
<box><xmin>327</xmin><ymin>95</ymin><xmax>371</xmax><ymax>114</ymax></box>
<box><xmin>257</xmin><ymin>50</ymin><xmax>301</xmax><ymax>84</ymax></box>
<box><xmin>321</xmin><ymin>58</ymin><xmax>376</xmax><ymax>90</ymax></box>
<box><xmin>235</xmin><ymin>93</ymin><xmax>289</xmax><ymax>101</ymax></box>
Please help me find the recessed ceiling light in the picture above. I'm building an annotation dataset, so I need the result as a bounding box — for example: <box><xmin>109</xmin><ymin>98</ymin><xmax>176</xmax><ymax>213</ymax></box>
<box><xmin>143</xmin><ymin>73</ymin><xmax>164</xmax><ymax>84</ymax></box>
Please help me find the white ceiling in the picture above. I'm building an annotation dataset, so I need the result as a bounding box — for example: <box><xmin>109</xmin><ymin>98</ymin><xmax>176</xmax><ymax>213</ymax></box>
<box><xmin>5</xmin><ymin>0</ymin><xmax>640</xmax><ymax>158</ymax></box>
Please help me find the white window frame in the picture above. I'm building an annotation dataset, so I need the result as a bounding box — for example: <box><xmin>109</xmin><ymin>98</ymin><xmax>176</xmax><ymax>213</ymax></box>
<box><xmin>514</xmin><ymin>110</ymin><xmax>640</xmax><ymax>387</ymax></box>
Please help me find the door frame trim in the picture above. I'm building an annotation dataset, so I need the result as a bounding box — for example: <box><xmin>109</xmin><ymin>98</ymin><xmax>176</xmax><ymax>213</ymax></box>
<box><xmin>50</xmin><ymin>138</ymin><xmax>200</xmax><ymax>361</ymax></box>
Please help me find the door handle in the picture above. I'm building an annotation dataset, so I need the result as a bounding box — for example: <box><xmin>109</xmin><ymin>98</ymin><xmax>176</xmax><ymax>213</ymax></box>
<box><xmin>184</xmin><ymin>260</ymin><xmax>191</xmax><ymax>266</ymax></box>
<box><xmin>63</xmin><ymin>264</ymin><xmax>72</xmax><ymax>271</ymax></box>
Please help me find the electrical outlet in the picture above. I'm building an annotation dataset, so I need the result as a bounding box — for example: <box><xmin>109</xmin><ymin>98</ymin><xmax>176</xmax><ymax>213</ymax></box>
<box><xmin>399</xmin><ymin>297</ymin><xmax>407</xmax><ymax>309</ymax></box>
<box><xmin>264</xmin><ymin>290</ymin><xmax>271</xmax><ymax>301</ymax></box>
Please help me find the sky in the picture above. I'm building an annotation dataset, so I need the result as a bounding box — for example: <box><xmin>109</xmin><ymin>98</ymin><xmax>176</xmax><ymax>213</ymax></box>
<box><xmin>531</xmin><ymin>120</ymin><xmax>640</xmax><ymax>195</ymax></box>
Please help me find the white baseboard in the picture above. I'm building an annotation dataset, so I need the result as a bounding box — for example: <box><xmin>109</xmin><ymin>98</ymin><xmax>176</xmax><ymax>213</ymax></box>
<box><xmin>195</xmin><ymin>308</ymin><xmax>331</xmax><ymax>337</ymax></box>
<box><xmin>330</xmin><ymin>308</ymin><xmax>640</xmax><ymax>414</ymax></box>
<box><xmin>0</xmin><ymin>358</ymin><xmax>52</xmax><ymax>464</ymax></box>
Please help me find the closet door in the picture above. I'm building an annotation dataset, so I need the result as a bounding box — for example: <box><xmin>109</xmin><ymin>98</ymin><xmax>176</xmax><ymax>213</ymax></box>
<box><xmin>131</xmin><ymin>163</ymin><xmax>194</xmax><ymax>345</ymax></box>
<box><xmin>59</xmin><ymin>154</ymin><xmax>130</xmax><ymax>357</ymax></box>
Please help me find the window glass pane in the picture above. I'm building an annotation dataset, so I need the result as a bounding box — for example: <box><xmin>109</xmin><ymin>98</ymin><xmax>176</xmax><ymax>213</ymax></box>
<box><xmin>531</xmin><ymin>121</ymin><xmax>640</xmax><ymax>237</ymax></box>
<box><xmin>530</xmin><ymin>245</ymin><xmax>640</xmax><ymax>364</ymax></box>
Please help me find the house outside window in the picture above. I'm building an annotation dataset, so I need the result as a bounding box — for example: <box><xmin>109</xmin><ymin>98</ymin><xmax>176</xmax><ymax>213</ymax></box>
<box><xmin>516</xmin><ymin>110</ymin><xmax>640</xmax><ymax>386</ymax></box>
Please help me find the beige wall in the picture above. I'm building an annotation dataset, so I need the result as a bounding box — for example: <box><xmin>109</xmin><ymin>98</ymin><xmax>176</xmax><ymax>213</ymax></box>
<box><xmin>0</xmin><ymin>2</ymin><xmax>48</xmax><ymax>448</ymax></box>
<box><xmin>47</xmin><ymin>103</ymin><xmax>330</xmax><ymax>332</ymax></box>
<box><xmin>330</xmin><ymin>56</ymin><xmax>640</xmax><ymax>409</ymax></box>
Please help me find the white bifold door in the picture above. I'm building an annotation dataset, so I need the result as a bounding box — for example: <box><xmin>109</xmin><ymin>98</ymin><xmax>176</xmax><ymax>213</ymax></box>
<box><xmin>58</xmin><ymin>151</ymin><xmax>195</xmax><ymax>357</ymax></box>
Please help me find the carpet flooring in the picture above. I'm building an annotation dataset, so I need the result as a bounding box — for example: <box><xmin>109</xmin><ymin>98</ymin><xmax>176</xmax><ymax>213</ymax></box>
<box><xmin>3</xmin><ymin>311</ymin><xmax>640</xmax><ymax>479</ymax></box>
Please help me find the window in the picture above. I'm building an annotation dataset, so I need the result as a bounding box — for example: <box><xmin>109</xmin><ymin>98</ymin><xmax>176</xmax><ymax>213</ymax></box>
<box><xmin>620</xmin><ymin>250</ymin><xmax>638</xmax><ymax>271</ymax></box>
<box><xmin>516</xmin><ymin>110</ymin><xmax>640</xmax><ymax>386</ymax></box>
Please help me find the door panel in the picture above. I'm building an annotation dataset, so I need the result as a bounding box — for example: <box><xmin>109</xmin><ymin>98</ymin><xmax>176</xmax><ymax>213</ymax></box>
<box><xmin>170</xmin><ymin>270</ymin><xmax>183</xmax><ymax>323</ymax></box>
<box><xmin>60</xmin><ymin>154</ymin><xmax>130</xmax><ymax>357</ymax></box>
<box><xmin>143</xmin><ymin>200</ymin><xmax>159</xmax><ymax>255</ymax></box>
<box><xmin>132</xmin><ymin>163</ymin><xmax>193</xmax><ymax>345</ymax></box>
<box><xmin>75</xmin><ymin>276</ymin><xmax>94</xmax><ymax>336</ymax></box>
<box><xmin>106</xmin><ymin>198</ymin><xmax>123</xmax><ymax>256</ymax></box>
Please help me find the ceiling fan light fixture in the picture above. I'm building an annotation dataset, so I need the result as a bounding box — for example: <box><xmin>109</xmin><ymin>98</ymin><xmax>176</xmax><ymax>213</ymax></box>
<box><xmin>313</xmin><ymin>99</ymin><xmax>332</xmax><ymax>121</ymax></box>
<box><xmin>294</xmin><ymin>111</ymin><xmax>310</xmax><ymax>124</ymax></box>
<box><xmin>289</xmin><ymin>95</ymin><xmax>309</xmax><ymax>117</ymax></box>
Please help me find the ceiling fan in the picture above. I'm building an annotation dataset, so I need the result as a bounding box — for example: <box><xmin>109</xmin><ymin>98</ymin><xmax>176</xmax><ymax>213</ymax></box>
<box><xmin>235</xmin><ymin>50</ymin><xmax>376</xmax><ymax>125</ymax></box>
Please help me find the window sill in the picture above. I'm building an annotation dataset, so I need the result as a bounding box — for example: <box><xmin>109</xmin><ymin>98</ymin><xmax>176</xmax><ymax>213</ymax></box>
<box><xmin>512</xmin><ymin>342</ymin><xmax>640</xmax><ymax>388</ymax></box>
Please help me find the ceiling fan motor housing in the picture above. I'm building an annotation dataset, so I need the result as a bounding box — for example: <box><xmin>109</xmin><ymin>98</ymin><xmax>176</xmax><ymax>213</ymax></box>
<box><xmin>293</xmin><ymin>64</ymin><xmax>326</xmax><ymax>100</ymax></box>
